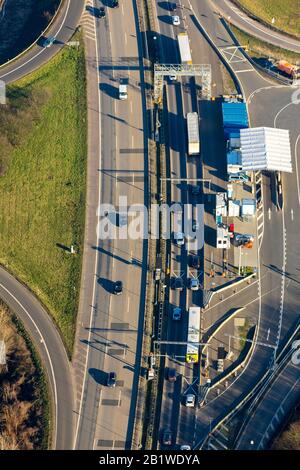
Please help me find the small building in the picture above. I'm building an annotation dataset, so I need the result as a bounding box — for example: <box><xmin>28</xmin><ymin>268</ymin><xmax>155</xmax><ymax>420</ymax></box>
<box><xmin>215</xmin><ymin>193</ymin><xmax>227</xmax><ymax>219</ymax></box>
<box><xmin>216</xmin><ymin>223</ymin><xmax>230</xmax><ymax>249</ymax></box>
<box><xmin>241</xmin><ymin>198</ymin><xmax>256</xmax><ymax>217</ymax></box>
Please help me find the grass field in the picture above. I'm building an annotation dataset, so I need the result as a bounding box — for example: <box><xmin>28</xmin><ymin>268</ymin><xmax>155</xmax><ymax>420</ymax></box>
<box><xmin>235</xmin><ymin>0</ymin><xmax>300</xmax><ymax>38</ymax></box>
<box><xmin>0</xmin><ymin>37</ymin><xmax>87</xmax><ymax>354</ymax></box>
<box><xmin>231</xmin><ymin>24</ymin><xmax>300</xmax><ymax>64</ymax></box>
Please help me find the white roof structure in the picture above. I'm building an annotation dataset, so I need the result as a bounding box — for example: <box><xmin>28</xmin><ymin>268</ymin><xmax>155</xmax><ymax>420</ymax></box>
<box><xmin>0</xmin><ymin>340</ymin><xmax>6</xmax><ymax>365</ymax></box>
<box><xmin>240</xmin><ymin>127</ymin><xmax>292</xmax><ymax>173</ymax></box>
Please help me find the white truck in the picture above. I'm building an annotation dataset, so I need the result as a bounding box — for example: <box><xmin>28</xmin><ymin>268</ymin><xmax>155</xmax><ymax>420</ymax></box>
<box><xmin>187</xmin><ymin>112</ymin><xmax>200</xmax><ymax>155</ymax></box>
<box><xmin>178</xmin><ymin>32</ymin><xmax>192</xmax><ymax>65</ymax></box>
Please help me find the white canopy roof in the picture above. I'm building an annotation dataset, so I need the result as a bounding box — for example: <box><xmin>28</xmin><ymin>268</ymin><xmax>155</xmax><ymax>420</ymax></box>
<box><xmin>241</xmin><ymin>127</ymin><xmax>292</xmax><ymax>173</ymax></box>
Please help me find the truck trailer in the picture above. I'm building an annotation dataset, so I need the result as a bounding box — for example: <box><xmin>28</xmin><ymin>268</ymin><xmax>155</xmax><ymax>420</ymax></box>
<box><xmin>178</xmin><ymin>32</ymin><xmax>192</xmax><ymax>65</ymax></box>
<box><xmin>187</xmin><ymin>112</ymin><xmax>200</xmax><ymax>155</ymax></box>
<box><xmin>186</xmin><ymin>307</ymin><xmax>201</xmax><ymax>363</ymax></box>
<box><xmin>277</xmin><ymin>60</ymin><xmax>300</xmax><ymax>78</ymax></box>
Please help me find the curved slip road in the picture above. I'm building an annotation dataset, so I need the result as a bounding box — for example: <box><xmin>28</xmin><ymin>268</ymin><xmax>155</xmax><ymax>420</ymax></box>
<box><xmin>0</xmin><ymin>266</ymin><xmax>74</xmax><ymax>449</ymax></box>
<box><xmin>0</xmin><ymin>0</ymin><xmax>85</xmax><ymax>84</ymax></box>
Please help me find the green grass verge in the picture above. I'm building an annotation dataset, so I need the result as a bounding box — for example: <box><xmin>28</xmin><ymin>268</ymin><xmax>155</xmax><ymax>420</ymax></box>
<box><xmin>0</xmin><ymin>35</ymin><xmax>87</xmax><ymax>354</ymax></box>
<box><xmin>234</xmin><ymin>0</ymin><xmax>300</xmax><ymax>38</ymax></box>
<box><xmin>231</xmin><ymin>24</ymin><xmax>300</xmax><ymax>64</ymax></box>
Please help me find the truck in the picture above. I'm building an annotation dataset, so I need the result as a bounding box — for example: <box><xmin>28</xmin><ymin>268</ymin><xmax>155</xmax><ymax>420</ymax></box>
<box><xmin>178</xmin><ymin>32</ymin><xmax>192</xmax><ymax>65</ymax></box>
<box><xmin>187</xmin><ymin>112</ymin><xmax>200</xmax><ymax>155</ymax></box>
<box><xmin>186</xmin><ymin>307</ymin><xmax>200</xmax><ymax>363</ymax></box>
<box><xmin>277</xmin><ymin>60</ymin><xmax>300</xmax><ymax>78</ymax></box>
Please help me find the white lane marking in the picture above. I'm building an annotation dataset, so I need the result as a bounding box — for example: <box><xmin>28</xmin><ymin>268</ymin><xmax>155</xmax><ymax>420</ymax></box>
<box><xmin>118</xmin><ymin>390</ymin><xmax>122</xmax><ymax>407</ymax></box>
<box><xmin>0</xmin><ymin>282</ymin><xmax>58</xmax><ymax>448</ymax></box>
<box><xmin>125</xmin><ymin>32</ymin><xmax>128</xmax><ymax>45</ymax></box>
<box><xmin>291</xmin><ymin>208</ymin><xmax>294</xmax><ymax>221</ymax></box>
<box><xmin>266</xmin><ymin>328</ymin><xmax>270</xmax><ymax>341</ymax></box>
<box><xmin>0</xmin><ymin>0</ymin><xmax>71</xmax><ymax>80</ymax></box>
<box><xmin>235</xmin><ymin>69</ymin><xmax>254</xmax><ymax>73</ymax></box>
<box><xmin>73</xmin><ymin>0</ymin><xmax>102</xmax><ymax>448</ymax></box>
<box><xmin>130</xmin><ymin>101</ymin><xmax>133</xmax><ymax>114</ymax></box>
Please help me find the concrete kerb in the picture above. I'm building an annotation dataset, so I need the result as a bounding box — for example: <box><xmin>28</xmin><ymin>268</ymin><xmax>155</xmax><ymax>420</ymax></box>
<box><xmin>0</xmin><ymin>0</ymin><xmax>65</xmax><ymax>70</ymax></box>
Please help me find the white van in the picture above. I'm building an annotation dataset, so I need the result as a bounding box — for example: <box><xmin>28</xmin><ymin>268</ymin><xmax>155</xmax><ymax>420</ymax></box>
<box><xmin>119</xmin><ymin>84</ymin><xmax>127</xmax><ymax>100</ymax></box>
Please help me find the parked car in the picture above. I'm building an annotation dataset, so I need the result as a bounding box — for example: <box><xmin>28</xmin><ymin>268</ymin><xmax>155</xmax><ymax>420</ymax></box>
<box><xmin>180</xmin><ymin>445</ymin><xmax>191</xmax><ymax>450</ymax></box>
<box><xmin>174</xmin><ymin>231</ymin><xmax>184</xmax><ymax>246</ymax></box>
<box><xmin>111</xmin><ymin>0</ymin><xmax>119</xmax><ymax>7</ymax></box>
<box><xmin>167</xmin><ymin>368</ymin><xmax>177</xmax><ymax>382</ymax></box>
<box><xmin>114</xmin><ymin>280</ymin><xmax>123</xmax><ymax>295</ymax></box>
<box><xmin>107</xmin><ymin>372</ymin><xmax>117</xmax><ymax>387</ymax></box>
<box><xmin>169</xmin><ymin>2</ymin><xmax>177</xmax><ymax>11</ymax></box>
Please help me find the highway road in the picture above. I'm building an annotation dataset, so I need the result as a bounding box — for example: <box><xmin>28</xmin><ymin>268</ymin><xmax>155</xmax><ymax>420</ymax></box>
<box><xmin>153</xmin><ymin>0</ymin><xmax>300</xmax><ymax>450</ymax></box>
<box><xmin>0</xmin><ymin>266</ymin><xmax>74</xmax><ymax>449</ymax></box>
<box><xmin>236</xmin><ymin>350</ymin><xmax>300</xmax><ymax>449</ymax></box>
<box><xmin>73</xmin><ymin>0</ymin><xmax>148</xmax><ymax>450</ymax></box>
<box><xmin>212</xmin><ymin>0</ymin><xmax>300</xmax><ymax>54</ymax></box>
<box><xmin>0</xmin><ymin>0</ymin><xmax>85</xmax><ymax>83</ymax></box>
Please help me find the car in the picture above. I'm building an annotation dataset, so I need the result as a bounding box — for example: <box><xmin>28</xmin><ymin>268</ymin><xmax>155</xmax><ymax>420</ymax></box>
<box><xmin>111</xmin><ymin>0</ymin><xmax>119</xmax><ymax>7</ymax></box>
<box><xmin>172</xmin><ymin>307</ymin><xmax>182</xmax><ymax>321</ymax></box>
<box><xmin>97</xmin><ymin>7</ymin><xmax>106</xmax><ymax>17</ymax></box>
<box><xmin>169</xmin><ymin>2</ymin><xmax>177</xmax><ymax>11</ymax></box>
<box><xmin>114</xmin><ymin>280</ymin><xmax>123</xmax><ymax>295</ymax></box>
<box><xmin>174</xmin><ymin>231</ymin><xmax>184</xmax><ymax>246</ymax></box>
<box><xmin>191</xmin><ymin>185</ymin><xmax>200</xmax><ymax>195</ymax></box>
<box><xmin>42</xmin><ymin>36</ymin><xmax>55</xmax><ymax>48</ymax></box>
<box><xmin>162</xmin><ymin>429</ymin><xmax>172</xmax><ymax>446</ymax></box>
<box><xmin>167</xmin><ymin>368</ymin><xmax>176</xmax><ymax>382</ymax></box>
<box><xmin>185</xmin><ymin>394</ymin><xmax>195</xmax><ymax>408</ymax></box>
<box><xmin>119</xmin><ymin>84</ymin><xmax>128</xmax><ymax>100</ymax></box>
<box><xmin>107</xmin><ymin>371</ymin><xmax>117</xmax><ymax>387</ymax></box>
<box><xmin>172</xmin><ymin>277</ymin><xmax>183</xmax><ymax>291</ymax></box>
<box><xmin>169</xmin><ymin>75</ymin><xmax>177</xmax><ymax>81</ymax></box>
<box><xmin>172</xmin><ymin>15</ymin><xmax>180</xmax><ymax>26</ymax></box>
<box><xmin>180</xmin><ymin>445</ymin><xmax>191</xmax><ymax>450</ymax></box>
<box><xmin>190</xmin><ymin>255</ymin><xmax>201</xmax><ymax>269</ymax></box>
<box><xmin>189</xmin><ymin>278</ymin><xmax>199</xmax><ymax>291</ymax></box>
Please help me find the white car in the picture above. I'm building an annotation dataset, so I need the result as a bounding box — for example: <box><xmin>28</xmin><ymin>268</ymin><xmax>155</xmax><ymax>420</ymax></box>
<box><xmin>172</xmin><ymin>15</ymin><xmax>180</xmax><ymax>26</ymax></box>
<box><xmin>180</xmin><ymin>445</ymin><xmax>191</xmax><ymax>450</ymax></box>
<box><xmin>172</xmin><ymin>307</ymin><xmax>182</xmax><ymax>321</ymax></box>
<box><xmin>174</xmin><ymin>231</ymin><xmax>184</xmax><ymax>246</ymax></box>
<box><xmin>169</xmin><ymin>75</ymin><xmax>177</xmax><ymax>81</ymax></box>
<box><xmin>189</xmin><ymin>278</ymin><xmax>199</xmax><ymax>291</ymax></box>
<box><xmin>185</xmin><ymin>394</ymin><xmax>195</xmax><ymax>408</ymax></box>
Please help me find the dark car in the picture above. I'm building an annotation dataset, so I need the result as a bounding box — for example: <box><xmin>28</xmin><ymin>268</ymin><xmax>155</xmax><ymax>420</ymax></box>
<box><xmin>114</xmin><ymin>280</ymin><xmax>123</xmax><ymax>295</ymax></box>
<box><xmin>162</xmin><ymin>429</ymin><xmax>172</xmax><ymax>446</ymax></box>
<box><xmin>112</xmin><ymin>0</ymin><xmax>119</xmax><ymax>7</ymax></box>
<box><xmin>171</xmin><ymin>277</ymin><xmax>183</xmax><ymax>291</ymax></box>
<box><xmin>97</xmin><ymin>7</ymin><xmax>106</xmax><ymax>17</ymax></box>
<box><xmin>107</xmin><ymin>372</ymin><xmax>117</xmax><ymax>387</ymax></box>
<box><xmin>167</xmin><ymin>368</ymin><xmax>176</xmax><ymax>382</ymax></box>
<box><xmin>190</xmin><ymin>255</ymin><xmax>201</xmax><ymax>269</ymax></box>
<box><xmin>169</xmin><ymin>2</ymin><xmax>177</xmax><ymax>11</ymax></box>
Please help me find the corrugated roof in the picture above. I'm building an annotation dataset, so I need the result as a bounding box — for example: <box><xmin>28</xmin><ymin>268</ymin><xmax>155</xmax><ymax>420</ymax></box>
<box><xmin>241</xmin><ymin>127</ymin><xmax>292</xmax><ymax>173</ymax></box>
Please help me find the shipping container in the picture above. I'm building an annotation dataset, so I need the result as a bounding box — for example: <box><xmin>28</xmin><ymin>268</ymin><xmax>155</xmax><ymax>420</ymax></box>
<box><xmin>187</xmin><ymin>112</ymin><xmax>200</xmax><ymax>155</ymax></box>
